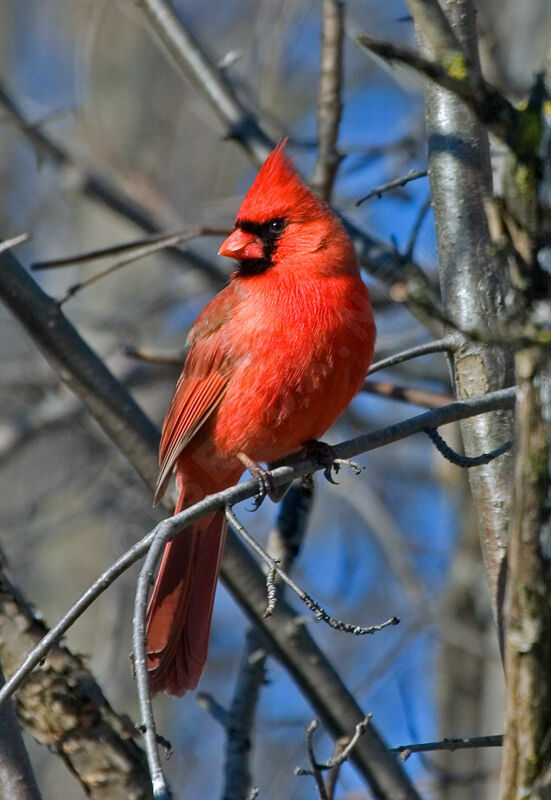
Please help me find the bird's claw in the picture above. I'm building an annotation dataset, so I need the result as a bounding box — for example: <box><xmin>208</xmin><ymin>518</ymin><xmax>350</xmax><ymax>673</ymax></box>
<box><xmin>301</xmin><ymin>440</ymin><xmax>338</xmax><ymax>484</ymax></box>
<box><xmin>250</xmin><ymin>468</ymin><xmax>275</xmax><ymax>510</ymax></box>
<box><xmin>237</xmin><ymin>452</ymin><xmax>276</xmax><ymax>510</ymax></box>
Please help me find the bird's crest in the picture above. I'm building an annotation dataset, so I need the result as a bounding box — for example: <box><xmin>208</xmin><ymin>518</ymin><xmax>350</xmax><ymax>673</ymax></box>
<box><xmin>236</xmin><ymin>140</ymin><xmax>326</xmax><ymax>223</ymax></box>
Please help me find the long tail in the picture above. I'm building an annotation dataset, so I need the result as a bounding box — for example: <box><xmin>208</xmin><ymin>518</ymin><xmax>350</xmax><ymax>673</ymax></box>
<box><xmin>145</xmin><ymin>485</ymin><xmax>227</xmax><ymax>696</ymax></box>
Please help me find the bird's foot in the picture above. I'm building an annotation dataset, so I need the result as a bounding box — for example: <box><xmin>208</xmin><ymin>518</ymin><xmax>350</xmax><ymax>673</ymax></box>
<box><xmin>300</xmin><ymin>440</ymin><xmax>339</xmax><ymax>484</ymax></box>
<box><xmin>300</xmin><ymin>440</ymin><xmax>362</xmax><ymax>484</ymax></box>
<box><xmin>237</xmin><ymin>452</ymin><xmax>276</xmax><ymax>509</ymax></box>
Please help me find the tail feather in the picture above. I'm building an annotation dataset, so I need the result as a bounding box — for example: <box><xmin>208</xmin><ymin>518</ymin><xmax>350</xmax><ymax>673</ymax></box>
<box><xmin>146</xmin><ymin>487</ymin><xmax>227</xmax><ymax>696</ymax></box>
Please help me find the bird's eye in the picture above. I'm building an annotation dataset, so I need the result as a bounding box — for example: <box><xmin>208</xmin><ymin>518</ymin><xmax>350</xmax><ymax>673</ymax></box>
<box><xmin>269</xmin><ymin>219</ymin><xmax>286</xmax><ymax>234</ymax></box>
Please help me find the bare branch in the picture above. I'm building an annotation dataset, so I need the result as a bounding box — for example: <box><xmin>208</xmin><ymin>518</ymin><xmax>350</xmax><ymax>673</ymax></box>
<box><xmin>389</xmin><ymin>734</ymin><xmax>502</xmax><ymax>759</ymax></box>
<box><xmin>32</xmin><ymin>227</ymin><xmax>229</xmax><ymax>270</ymax></box>
<box><xmin>368</xmin><ymin>335</ymin><xmax>456</xmax><ymax>375</ymax></box>
<box><xmin>311</xmin><ymin>0</ymin><xmax>345</xmax><ymax>201</ymax></box>
<box><xmin>124</xmin><ymin>346</ymin><xmax>185</xmax><ymax>367</ymax></box>
<box><xmin>55</xmin><ymin>228</ymin><xmax>228</xmax><ymax>306</ymax></box>
<box><xmin>135</xmin><ymin>0</ymin><xmax>272</xmax><ymax>166</ymax></box>
<box><xmin>226</xmin><ymin>506</ymin><xmax>399</xmax><ymax>636</ymax></box>
<box><xmin>296</xmin><ymin>715</ymin><xmax>373</xmax><ymax>799</ymax></box>
<box><xmin>357</xmin><ymin>169</ymin><xmax>428</xmax><ymax>205</ymax></box>
<box><xmin>0</xmin><ymin>232</ymin><xmax>30</xmax><ymax>254</ymax></box>
<box><xmin>425</xmin><ymin>427</ymin><xmax>513</xmax><ymax>467</ymax></box>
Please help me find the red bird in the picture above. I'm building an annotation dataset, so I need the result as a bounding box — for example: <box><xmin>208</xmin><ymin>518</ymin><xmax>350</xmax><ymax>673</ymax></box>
<box><xmin>146</xmin><ymin>143</ymin><xmax>376</xmax><ymax>695</ymax></box>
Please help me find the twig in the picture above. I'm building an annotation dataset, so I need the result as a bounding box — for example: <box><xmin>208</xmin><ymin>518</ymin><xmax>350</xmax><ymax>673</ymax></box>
<box><xmin>389</xmin><ymin>734</ymin><xmax>502</xmax><ymax>760</ymax></box>
<box><xmin>356</xmin><ymin>169</ymin><xmax>428</xmax><ymax>205</ymax></box>
<box><xmin>196</xmin><ymin>692</ymin><xmax>230</xmax><ymax>728</ymax></box>
<box><xmin>296</xmin><ymin>715</ymin><xmax>372</xmax><ymax>798</ymax></box>
<box><xmin>367</xmin><ymin>335</ymin><xmax>456</xmax><ymax>375</ymax></box>
<box><xmin>425</xmin><ymin>427</ymin><xmax>513</xmax><ymax>467</ymax></box>
<box><xmin>32</xmin><ymin>227</ymin><xmax>229</xmax><ymax>270</ymax></box>
<box><xmin>311</xmin><ymin>0</ymin><xmax>345</xmax><ymax>201</ymax></box>
<box><xmin>226</xmin><ymin>506</ymin><xmax>399</xmax><ymax>635</ymax></box>
<box><xmin>55</xmin><ymin>228</ymin><xmax>226</xmax><ymax>306</ymax></box>
<box><xmin>362</xmin><ymin>380</ymin><xmax>453</xmax><ymax>408</ymax></box>
<box><xmin>300</xmin><ymin>721</ymin><xmax>328</xmax><ymax>800</ymax></box>
<box><xmin>404</xmin><ymin>194</ymin><xmax>432</xmax><ymax>260</ymax></box>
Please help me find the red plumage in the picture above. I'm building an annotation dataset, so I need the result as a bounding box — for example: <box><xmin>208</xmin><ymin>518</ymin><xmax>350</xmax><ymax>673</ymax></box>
<box><xmin>146</xmin><ymin>143</ymin><xmax>376</xmax><ymax>695</ymax></box>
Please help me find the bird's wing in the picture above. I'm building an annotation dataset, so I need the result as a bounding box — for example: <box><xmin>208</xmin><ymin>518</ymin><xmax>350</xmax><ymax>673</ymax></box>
<box><xmin>154</xmin><ymin>286</ymin><xmax>241</xmax><ymax>504</ymax></box>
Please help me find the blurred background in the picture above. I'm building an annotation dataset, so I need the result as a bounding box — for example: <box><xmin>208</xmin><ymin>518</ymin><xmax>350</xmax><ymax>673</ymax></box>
<box><xmin>1</xmin><ymin>0</ymin><xmax>550</xmax><ymax>797</ymax></box>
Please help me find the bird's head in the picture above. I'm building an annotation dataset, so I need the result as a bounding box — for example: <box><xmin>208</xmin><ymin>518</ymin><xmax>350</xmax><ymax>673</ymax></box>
<box><xmin>219</xmin><ymin>141</ymin><xmax>357</xmax><ymax>277</ymax></box>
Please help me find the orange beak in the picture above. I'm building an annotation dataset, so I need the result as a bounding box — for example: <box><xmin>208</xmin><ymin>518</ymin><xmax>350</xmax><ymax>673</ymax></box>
<box><xmin>218</xmin><ymin>228</ymin><xmax>264</xmax><ymax>260</ymax></box>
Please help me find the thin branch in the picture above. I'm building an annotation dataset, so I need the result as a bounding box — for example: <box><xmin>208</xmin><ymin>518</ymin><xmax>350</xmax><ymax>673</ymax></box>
<box><xmin>367</xmin><ymin>335</ymin><xmax>456</xmax><ymax>375</ymax></box>
<box><xmin>32</xmin><ymin>227</ymin><xmax>229</xmax><ymax>270</ymax></box>
<box><xmin>404</xmin><ymin>194</ymin><xmax>432</xmax><ymax>260</ymax></box>
<box><xmin>296</xmin><ymin>715</ymin><xmax>372</xmax><ymax>799</ymax></box>
<box><xmin>55</xmin><ymin>228</ymin><xmax>227</xmax><ymax>306</ymax></box>
<box><xmin>133</xmin><ymin>524</ymin><xmax>172</xmax><ymax>800</ymax></box>
<box><xmin>356</xmin><ymin>169</ymin><xmax>428</xmax><ymax>205</ymax></box>
<box><xmin>389</xmin><ymin>734</ymin><xmax>502</xmax><ymax>759</ymax></box>
<box><xmin>362</xmin><ymin>380</ymin><xmax>453</xmax><ymax>408</ymax></box>
<box><xmin>311</xmin><ymin>0</ymin><xmax>345</xmax><ymax>201</ymax></box>
<box><xmin>425</xmin><ymin>427</ymin><xmax>513</xmax><ymax>467</ymax></box>
<box><xmin>223</xmin><ymin>484</ymin><xmax>315</xmax><ymax>799</ymax></box>
<box><xmin>225</xmin><ymin>507</ymin><xmax>399</xmax><ymax>636</ymax></box>
<box><xmin>300</xmin><ymin>721</ymin><xmax>329</xmax><ymax>800</ymax></box>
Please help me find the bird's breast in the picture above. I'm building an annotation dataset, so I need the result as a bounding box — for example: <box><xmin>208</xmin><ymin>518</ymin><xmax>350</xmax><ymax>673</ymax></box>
<box><xmin>209</xmin><ymin>274</ymin><xmax>375</xmax><ymax>463</ymax></box>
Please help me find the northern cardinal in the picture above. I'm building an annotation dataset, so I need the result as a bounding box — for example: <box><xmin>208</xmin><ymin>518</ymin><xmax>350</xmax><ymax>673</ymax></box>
<box><xmin>146</xmin><ymin>142</ymin><xmax>376</xmax><ymax>695</ymax></box>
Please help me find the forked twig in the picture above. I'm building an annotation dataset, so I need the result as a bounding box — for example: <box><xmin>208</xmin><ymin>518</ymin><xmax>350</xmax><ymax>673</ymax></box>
<box><xmin>225</xmin><ymin>506</ymin><xmax>399</xmax><ymax>636</ymax></box>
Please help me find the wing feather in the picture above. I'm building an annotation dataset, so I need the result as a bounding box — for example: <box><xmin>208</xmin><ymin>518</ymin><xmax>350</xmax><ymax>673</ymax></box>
<box><xmin>154</xmin><ymin>285</ymin><xmax>241</xmax><ymax>505</ymax></box>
